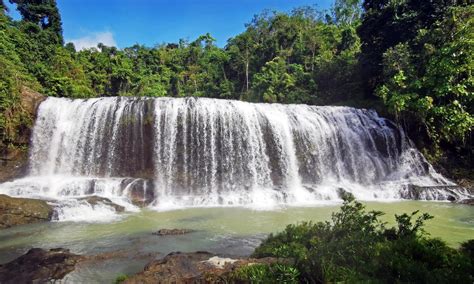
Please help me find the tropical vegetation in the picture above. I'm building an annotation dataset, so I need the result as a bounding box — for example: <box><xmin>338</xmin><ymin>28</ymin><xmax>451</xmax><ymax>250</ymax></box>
<box><xmin>245</xmin><ymin>194</ymin><xmax>474</xmax><ymax>283</ymax></box>
<box><xmin>0</xmin><ymin>0</ymin><xmax>472</xmax><ymax>169</ymax></box>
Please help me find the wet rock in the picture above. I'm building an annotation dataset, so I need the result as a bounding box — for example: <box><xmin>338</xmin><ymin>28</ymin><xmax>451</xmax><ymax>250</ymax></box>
<box><xmin>455</xmin><ymin>198</ymin><xmax>474</xmax><ymax>206</ymax></box>
<box><xmin>124</xmin><ymin>251</ymin><xmax>281</xmax><ymax>284</ymax></box>
<box><xmin>447</xmin><ymin>195</ymin><xmax>456</xmax><ymax>202</ymax></box>
<box><xmin>78</xmin><ymin>195</ymin><xmax>125</xmax><ymax>212</ymax></box>
<box><xmin>0</xmin><ymin>194</ymin><xmax>53</xmax><ymax>229</ymax></box>
<box><xmin>126</xmin><ymin>180</ymin><xmax>155</xmax><ymax>207</ymax></box>
<box><xmin>152</xmin><ymin>228</ymin><xmax>195</xmax><ymax>236</ymax></box>
<box><xmin>402</xmin><ymin>185</ymin><xmax>466</xmax><ymax>201</ymax></box>
<box><xmin>336</xmin><ymin>188</ymin><xmax>352</xmax><ymax>199</ymax></box>
<box><xmin>456</xmin><ymin>179</ymin><xmax>474</xmax><ymax>192</ymax></box>
<box><xmin>125</xmin><ymin>251</ymin><xmax>212</xmax><ymax>283</ymax></box>
<box><xmin>0</xmin><ymin>248</ymin><xmax>82</xmax><ymax>284</ymax></box>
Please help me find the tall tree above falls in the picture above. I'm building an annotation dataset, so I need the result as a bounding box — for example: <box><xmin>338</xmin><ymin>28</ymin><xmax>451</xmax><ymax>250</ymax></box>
<box><xmin>9</xmin><ymin>0</ymin><xmax>63</xmax><ymax>44</ymax></box>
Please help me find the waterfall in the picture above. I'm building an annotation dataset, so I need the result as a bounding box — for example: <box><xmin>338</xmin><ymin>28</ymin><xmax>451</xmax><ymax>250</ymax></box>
<box><xmin>0</xmin><ymin>97</ymin><xmax>467</xmax><ymax>219</ymax></box>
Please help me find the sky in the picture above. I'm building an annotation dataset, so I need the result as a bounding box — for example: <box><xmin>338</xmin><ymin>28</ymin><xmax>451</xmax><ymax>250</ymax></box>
<box><xmin>7</xmin><ymin>0</ymin><xmax>333</xmax><ymax>49</ymax></box>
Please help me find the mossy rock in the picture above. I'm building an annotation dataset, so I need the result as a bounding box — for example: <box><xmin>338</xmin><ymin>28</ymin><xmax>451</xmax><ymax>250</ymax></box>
<box><xmin>0</xmin><ymin>194</ymin><xmax>53</xmax><ymax>229</ymax></box>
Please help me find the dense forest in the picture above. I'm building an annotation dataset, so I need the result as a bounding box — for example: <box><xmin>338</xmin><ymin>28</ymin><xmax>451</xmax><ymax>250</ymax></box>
<box><xmin>0</xmin><ymin>0</ymin><xmax>472</xmax><ymax>173</ymax></box>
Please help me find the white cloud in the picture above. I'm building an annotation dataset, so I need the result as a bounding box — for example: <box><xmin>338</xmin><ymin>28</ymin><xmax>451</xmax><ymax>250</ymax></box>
<box><xmin>67</xmin><ymin>31</ymin><xmax>117</xmax><ymax>51</ymax></box>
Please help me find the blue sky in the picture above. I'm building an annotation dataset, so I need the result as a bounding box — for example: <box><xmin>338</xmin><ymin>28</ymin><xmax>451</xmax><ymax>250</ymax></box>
<box><xmin>7</xmin><ymin>0</ymin><xmax>333</xmax><ymax>49</ymax></box>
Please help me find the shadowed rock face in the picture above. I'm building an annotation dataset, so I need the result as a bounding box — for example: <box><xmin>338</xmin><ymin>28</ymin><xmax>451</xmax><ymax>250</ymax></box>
<box><xmin>0</xmin><ymin>248</ymin><xmax>82</xmax><ymax>284</ymax></box>
<box><xmin>124</xmin><ymin>251</ymin><xmax>281</xmax><ymax>284</ymax></box>
<box><xmin>0</xmin><ymin>194</ymin><xmax>53</xmax><ymax>228</ymax></box>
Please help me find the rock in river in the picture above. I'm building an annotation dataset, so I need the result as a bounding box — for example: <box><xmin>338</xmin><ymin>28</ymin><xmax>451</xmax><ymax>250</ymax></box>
<box><xmin>124</xmin><ymin>251</ymin><xmax>281</xmax><ymax>283</ymax></box>
<box><xmin>455</xmin><ymin>198</ymin><xmax>474</xmax><ymax>206</ymax></box>
<box><xmin>0</xmin><ymin>248</ymin><xmax>83</xmax><ymax>284</ymax></box>
<box><xmin>78</xmin><ymin>195</ymin><xmax>125</xmax><ymax>212</ymax></box>
<box><xmin>0</xmin><ymin>194</ymin><xmax>53</xmax><ymax>229</ymax></box>
<box><xmin>152</xmin><ymin>228</ymin><xmax>195</xmax><ymax>236</ymax></box>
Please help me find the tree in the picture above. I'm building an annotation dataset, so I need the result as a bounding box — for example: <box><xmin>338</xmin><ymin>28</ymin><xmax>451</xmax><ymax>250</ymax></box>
<box><xmin>0</xmin><ymin>0</ymin><xmax>7</xmax><ymax>14</ymax></box>
<box><xmin>333</xmin><ymin>0</ymin><xmax>362</xmax><ymax>25</ymax></box>
<box><xmin>227</xmin><ymin>31</ymin><xmax>257</xmax><ymax>95</ymax></box>
<box><xmin>252</xmin><ymin>56</ymin><xmax>314</xmax><ymax>103</ymax></box>
<box><xmin>357</xmin><ymin>0</ymin><xmax>463</xmax><ymax>95</ymax></box>
<box><xmin>377</xmin><ymin>5</ymin><xmax>474</xmax><ymax>146</ymax></box>
<box><xmin>9</xmin><ymin>0</ymin><xmax>63</xmax><ymax>44</ymax></box>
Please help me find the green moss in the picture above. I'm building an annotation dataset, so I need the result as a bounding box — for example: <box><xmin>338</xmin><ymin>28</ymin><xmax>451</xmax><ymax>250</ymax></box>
<box><xmin>113</xmin><ymin>274</ymin><xmax>128</xmax><ymax>284</ymax></box>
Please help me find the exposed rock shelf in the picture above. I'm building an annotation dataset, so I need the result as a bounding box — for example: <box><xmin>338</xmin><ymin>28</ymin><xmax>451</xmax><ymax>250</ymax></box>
<box><xmin>124</xmin><ymin>251</ymin><xmax>281</xmax><ymax>283</ymax></box>
<box><xmin>0</xmin><ymin>194</ymin><xmax>53</xmax><ymax>228</ymax></box>
<box><xmin>0</xmin><ymin>248</ymin><xmax>82</xmax><ymax>284</ymax></box>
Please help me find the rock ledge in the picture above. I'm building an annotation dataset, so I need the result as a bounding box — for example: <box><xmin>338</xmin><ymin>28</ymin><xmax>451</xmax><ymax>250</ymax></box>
<box><xmin>0</xmin><ymin>194</ymin><xmax>53</xmax><ymax>228</ymax></box>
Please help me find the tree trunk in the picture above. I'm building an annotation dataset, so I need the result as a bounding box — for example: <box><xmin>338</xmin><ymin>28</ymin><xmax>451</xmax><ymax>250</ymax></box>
<box><xmin>245</xmin><ymin>48</ymin><xmax>249</xmax><ymax>93</ymax></box>
<box><xmin>245</xmin><ymin>61</ymin><xmax>249</xmax><ymax>93</ymax></box>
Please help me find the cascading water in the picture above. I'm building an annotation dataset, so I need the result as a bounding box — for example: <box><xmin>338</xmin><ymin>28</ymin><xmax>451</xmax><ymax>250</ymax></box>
<box><xmin>0</xmin><ymin>97</ymin><xmax>468</xmax><ymax>221</ymax></box>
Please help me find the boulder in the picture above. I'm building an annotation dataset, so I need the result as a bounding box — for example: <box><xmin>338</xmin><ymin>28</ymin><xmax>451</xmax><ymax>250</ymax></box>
<box><xmin>0</xmin><ymin>194</ymin><xmax>53</xmax><ymax>229</ymax></box>
<box><xmin>0</xmin><ymin>248</ymin><xmax>82</xmax><ymax>284</ymax></box>
<box><xmin>123</xmin><ymin>179</ymin><xmax>155</xmax><ymax>207</ymax></box>
<box><xmin>78</xmin><ymin>195</ymin><xmax>125</xmax><ymax>212</ymax></box>
<box><xmin>152</xmin><ymin>228</ymin><xmax>195</xmax><ymax>236</ymax></box>
<box><xmin>124</xmin><ymin>251</ymin><xmax>281</xmax><ymax>284</ymax></box>
<box><xmin>20</xmin><ymin>86</ymin><xmax>46</xmax><ymax>118</ymax></box>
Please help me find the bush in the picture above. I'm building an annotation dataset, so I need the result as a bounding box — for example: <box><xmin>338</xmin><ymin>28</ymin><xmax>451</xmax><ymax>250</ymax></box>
<box><xmin>252</xmin><ymin>194</ymin><xmax>474</xmax><ymax>283</ymax></box>
<box><xmin>227</xmin><ymin>263</ymin><xmax>299</xmax><ymax>283</ymax></box>
<box><xmin>114</xmin><ymin>274</ymin><xmax>128</xmax><ymax>284</ymax></box>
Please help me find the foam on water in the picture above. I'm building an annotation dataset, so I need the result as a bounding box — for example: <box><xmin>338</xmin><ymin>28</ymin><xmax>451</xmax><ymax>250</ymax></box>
<box><xmin>0</xmin><ymin>97</ymin><xmax>469</xmax><ymax>221</ymax></box>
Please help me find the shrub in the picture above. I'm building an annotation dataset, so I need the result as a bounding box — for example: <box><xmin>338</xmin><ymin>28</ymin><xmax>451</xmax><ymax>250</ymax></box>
<box><xmin>114</xmin><ymin>274</ymin><xmax>128</xmax><ymax>284</ymax></box>
<box><xmin>252</xmin><ymin>194</ymin><xmax>474</xmax><ymax>283</ymax></box>
<box><xmin>227</xmin><ymin>263</ymin><xmax>299</xmax><ymax>283</ymax></box>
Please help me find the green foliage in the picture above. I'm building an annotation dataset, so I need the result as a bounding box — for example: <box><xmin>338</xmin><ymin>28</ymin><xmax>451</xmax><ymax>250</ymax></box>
<box><xmin>376</xmin><ymin>6</ymin><xmax>473</xmax><ymax>146</ymax></box>
<box><xmin>226</xmin><ymin>7</ymin><xmax>363</xmax><ymax>104</ymax></box>
<box><xmin>113</xmin><ymin>274</ymin><xmax>128</xmax><ymax>284</ymax></box>
<box><xmin>252</xmin><ymin>56</ymin><xmax>314</xmax><ymax>103</ymax></box>
<box><xmin>1</xmin><ymin>0</ymin><xmax>472</xmax><ymax>165</ymax></box>
<box><xmin>0</xmin><ymin>12</ymin><xmax>39</xmax><ymax>149</ymax></box>
<box><xmin>252</xmin><ymin>194</ymin><xmax>474</xmax><ymax>283</ymax></box>
<box><xmin>460</xmin><ymin>239</ymin><xmax>474</xmax><ymax>260</ymax></box>
<box><xmin>357</xmin><ymin>0</ymin><xmax>464</xmax><ymax>93</ymax></box>
<box><xmin>10</xmin><ymin>0</ymin><xmax>63</xmax><ymax>44</ymax></box>
<box><xmin>228</xmin><ymin>263</ymin><xmax>299</xmax><ymax>283</ymax></box>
